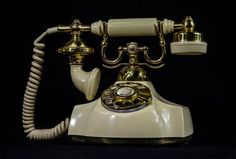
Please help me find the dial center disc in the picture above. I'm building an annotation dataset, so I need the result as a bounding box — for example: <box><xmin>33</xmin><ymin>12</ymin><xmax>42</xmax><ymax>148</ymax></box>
<box><xmin>116</xmin><ymin>87</ymin><xmax>135</xmax><ymax>97</ymax></box>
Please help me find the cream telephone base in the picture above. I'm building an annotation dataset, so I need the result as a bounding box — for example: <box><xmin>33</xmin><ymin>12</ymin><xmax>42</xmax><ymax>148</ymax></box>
<box><xmin>22</xmin><ymin>17</ymin><xmax>207</xmax><ymax>144</ymax></box>
<box><xmin>69</xmin><ymin>81</ymin><xmax>193</xmax><ymax>144</ymax></box>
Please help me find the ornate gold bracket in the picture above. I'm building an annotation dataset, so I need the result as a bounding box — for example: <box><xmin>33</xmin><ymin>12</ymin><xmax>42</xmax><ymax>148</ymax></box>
<box><xmin>101</xmin><ymin>21</ymin><xmax>167</xmax><ymax>70</ymax></box>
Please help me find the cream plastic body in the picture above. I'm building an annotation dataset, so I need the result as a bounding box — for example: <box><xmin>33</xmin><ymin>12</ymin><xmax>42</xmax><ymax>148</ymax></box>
<box><xmin>70</xmin><ymin>65</ymin><xmax>101</xmax><ymax>101</ymax></box>
<box><xmin>68</xmin><ymin>81</ymin><xmax>193</xmax><ymax>138</ymax></box>
<box><xmin>107</xmin><ymin>18</ymin><xmax>158</xmax><ymax>36</ymax></box>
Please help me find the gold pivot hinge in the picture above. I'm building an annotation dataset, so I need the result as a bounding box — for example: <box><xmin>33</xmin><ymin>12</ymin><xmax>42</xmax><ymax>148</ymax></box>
<box><xmin>57</xmin><ymin>19</ymin><xmax>94</xmax><ymax>65</ymax></box>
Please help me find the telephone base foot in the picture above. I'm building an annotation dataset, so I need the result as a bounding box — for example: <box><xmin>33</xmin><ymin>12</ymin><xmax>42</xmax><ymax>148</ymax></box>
<box><xmin>70</xmin><ymin>135</ymin><xmax>192</xmax><ymax>145</ymax></box>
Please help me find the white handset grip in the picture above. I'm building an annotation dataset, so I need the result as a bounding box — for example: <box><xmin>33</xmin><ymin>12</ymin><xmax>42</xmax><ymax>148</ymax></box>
<box><xmin>107</xmin><ymin>18</ymin><xmax>158</xmax><ymax>36</ymax></box>
<box><xmin>91</xmin><ymin>18</ymin><xmax>159</xmax><ymax>36</ymax></box>
<box><xmin>91</xmin><ymin>18</ymin><xmax>175</xmax><ymax>36</ymax></box>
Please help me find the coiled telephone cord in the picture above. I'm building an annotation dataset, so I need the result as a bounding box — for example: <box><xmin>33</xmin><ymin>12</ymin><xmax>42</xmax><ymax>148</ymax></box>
<box><xmin>22</xmin><ymin>28</ymin><xmax>69</xmax><ymax>140</ymax></box>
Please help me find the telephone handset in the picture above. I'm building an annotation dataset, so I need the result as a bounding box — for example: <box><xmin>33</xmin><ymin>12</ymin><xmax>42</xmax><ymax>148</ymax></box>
<box><xmin>22</xmin><ymin>16</ymin><xmax>207</xmax><ymax>144</ymax></box>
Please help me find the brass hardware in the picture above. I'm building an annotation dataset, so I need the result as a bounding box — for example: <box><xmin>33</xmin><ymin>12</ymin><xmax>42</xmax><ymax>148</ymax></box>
<box><xmin>116</xmin><ymin>42</ymin><xmax>147</xmax><ymax>81</ymax></box>
<box><xmin>173</xmin><ymin>16</ymin><xmax>205</xmax><ymax>43</ymax></box>
<box><xmin>173</xmin><ymin>32</ymin><xmax>203</xmax><ymax>42</ymax></box>
<box><xmin>174</xmin><ymin>23</ymin><xmax>183</xmax><ymax>30</ymax></box>
<box><xmin>118</xmin><ymin>65</ymin><xmax>148</xmax><ymax>81</ymax></box>
<box><xmin>101</xmin><ymin>22</ymin><xmax>124</xmax><ymax>65</ymax></box>
<box><xmin>101</xmin><ymin>82</ymin><xmax>152</xmax><ymax>112</ymax></box>
<box><xmin>144</xmin><ymin>21</ymin><xmax>166</xmax><ymax>66</ymax></box>
<box><xmin>57</xmin><ymin>26</ymin><xmax>71</xmax><ymax>32</ymax></box>
<box><xmin>183</xmin><ymin>16</ymin><xmax>195</xmax><ymax>33</ymax></box>
<box><xmin>58</xmin><ymin>19</ymin><xmax>91</xmax><ymax>32</ymax></box>
<box><xmin>117</xmin><ymin>37</ymin><xmax>166</xmax><ymax>80</ymax></box>
<box><xmin>57</xmin><ymin>19</ymin><xmax>94</xmax><ymax>65</ymax></box>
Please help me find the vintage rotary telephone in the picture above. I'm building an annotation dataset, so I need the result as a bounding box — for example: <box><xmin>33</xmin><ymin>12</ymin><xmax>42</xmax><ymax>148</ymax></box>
<box><xmin>22</xmin><ymin>16</ymin><xmax>207</xmax><ymax>144</ymax></box>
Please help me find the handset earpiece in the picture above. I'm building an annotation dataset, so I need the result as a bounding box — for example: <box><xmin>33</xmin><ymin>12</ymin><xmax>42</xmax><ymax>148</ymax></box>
<box><xmin>170</xmin><ymin>16</ymin><xmax>207</xmax><ymax>55</ymax></box>
<box><xmin>70</xmin><ymin>65</ymin><xmax>100</xmax><ymax>101</ymax></box>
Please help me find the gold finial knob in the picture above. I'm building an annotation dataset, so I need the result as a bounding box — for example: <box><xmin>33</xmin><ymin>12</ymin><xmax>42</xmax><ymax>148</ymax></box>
<box><xmin>183</xmin><ymin>16</ymin><xmax>195</xmax><ymax>32</ymax></box>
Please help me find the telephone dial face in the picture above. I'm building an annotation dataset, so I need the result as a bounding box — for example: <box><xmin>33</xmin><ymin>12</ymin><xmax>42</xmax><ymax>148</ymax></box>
<box><xmin>101</xmin><ymin>82</ymin><xmax>152</xmax><ymax>112</ymax></box>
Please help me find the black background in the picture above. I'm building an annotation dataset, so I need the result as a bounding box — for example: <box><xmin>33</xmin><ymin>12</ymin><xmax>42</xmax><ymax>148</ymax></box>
<box><xmin>1</xmin><ymin>0</ymin><xmax>235</xmax><ymax>158</ymax></box>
